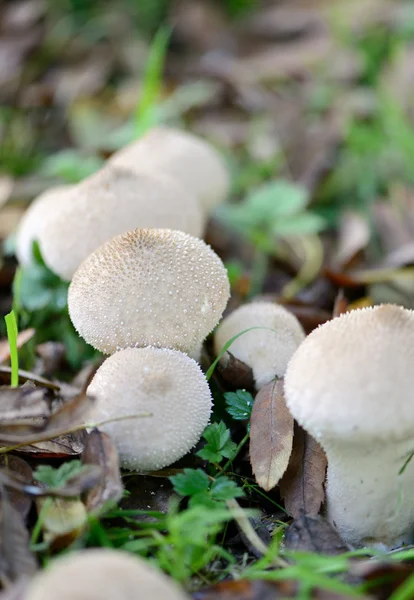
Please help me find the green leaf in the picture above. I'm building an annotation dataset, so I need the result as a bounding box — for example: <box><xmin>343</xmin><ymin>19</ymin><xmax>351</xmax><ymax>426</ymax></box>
<box><xmin>4</xmin><ymin>310</ymin><xmax>19</xmax><ymax>387</ymax></box>
<box><xmin>33</xmin><ymin>461</ymin><xmax>87</xmax><ymax>488</ymax></box>
<box><xmin>170</xmin><ymin>468</ymin><xmax>210</xmax><ymax>497</ymax></box>
<box><xmin>196</xmin><ymin>422</ymin><xmax>237</xmax><ymax>464</ymax></box>
<box><xmin>272</xmin><ymin>211</ymin><xmax>327</xmax><ymax>236</ymax></box>
<box><xmin>224</xmin><ymin>390</ymin><xmax>254</xmax><ymax>421</ymax></box>
<box><xmin>211</xmin><ymin>477</ymin><xmax>244</xmax><ymax>501</ymax></box>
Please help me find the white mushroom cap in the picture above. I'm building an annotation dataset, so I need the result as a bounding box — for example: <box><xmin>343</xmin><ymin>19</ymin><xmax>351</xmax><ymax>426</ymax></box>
<box><xmin>108</xmin><ymin>126</ymin><xmax>231</xmax><ymax>214</ymax></box>
<box><xmin>284</xmin><ymin>304</ymin><xmax>414</xmax><ymax>548</ymax></box>
<box><xmin>15</xmin><ymin>185</ymin><xmax>74</xmax><ymax>267</ymax></box>
<box><xmin>284</xmin><ymin>304</ymin><xmax>414</xmax><ymax>442</ymax></box>
<box><xmin>37</xmin><ymin>167</ymin><xmax>203</xmax><ymax>281</ymax></box>
<box><xmin>25</xmin><ymin>548</ymin><xmax>189</xmax><ymax>600</ymax></box>
<box><xmin>87</xmin><ymin>347</ymin><xmax>212</xmax><ymax>471</ymax></box>
<box><xmin>214</xmin><ymin>302</ymin><xmax>305</xmax><ymax>389</ymax></box>
<box><xmin>68</xmin><ymin>228</ymin><xmax>230</xmax><ymax>356</ymax></box>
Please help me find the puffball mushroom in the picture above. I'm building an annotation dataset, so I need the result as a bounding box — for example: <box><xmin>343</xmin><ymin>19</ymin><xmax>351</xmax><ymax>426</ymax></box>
<box><xmin>214</xmin><ymin>302</ymin><xmax>305</xmax><ymax>389</ymax></box>
<box><xmin>108</xmin><ymin>126</ymin><xmax>230</xmax><ymax>214</ymax></box>
<box><xmin>87</xmin><ymin>347</ymin><xmax>212</xmax><ymax>471</ymax></box>
<box><xmin>37</xmin><ymin>167</ymin><xmax>203</xmax><ymax>280</ymax></box>
<box><xmin>284</xmin><ymin>304</ymin><xmax>414</xmax><ymax>549</ymax></box>
<box><xmin>68</xmin><ymin>228</ymin><xmax>230</xmax><ymax>357</ymax></box>
<box><xmin>25</xmin><ymin>548</ymin><xmax>189</xmax><ymax>600</ymax></box>
<box><xmin>15</xmin><ymin>185</ymin><xmax>74</xmax><ymax>267</ymax></box>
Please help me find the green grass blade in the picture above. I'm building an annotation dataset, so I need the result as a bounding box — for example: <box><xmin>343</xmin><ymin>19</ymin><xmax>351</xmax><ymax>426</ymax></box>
<box><xmin>4</xmin><ymin>310</ymin><xmax>19</xmax><ymax>387</ymax></box>
<box><xmin>134</xmin><ymin>25</ymin><xmax>171</xmax><ymax>136</ymax></box>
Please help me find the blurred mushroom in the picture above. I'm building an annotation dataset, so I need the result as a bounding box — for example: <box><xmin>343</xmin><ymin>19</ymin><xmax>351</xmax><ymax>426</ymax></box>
<box><xmin>284</xmin><ymin>304</ymin><xmax>414</xmax><ymax>548</ymax></box>
<box><xmin>87</xmin><ymin>347</ymin><xmax>212</xmax><ymax>471</ymax></box>
<box><xmin>214</xmin><ymin>302</ymin><xmax>305</xmax><ymax>389</ymax></box>
<box><xmin>37</xmin><ymin>167</ymin><xmax>203</xmax><ymax>280</ymax></box>
<box><xmin>25</xmin><ymin>548</ymin><xmax>189</xmax><ymax>600</ymax></box>
<box><xmin>15</xmin><ymin>185</ymin><xmax>74</xmax><ymax>267</ymax></box>
<box><xmin>109</xmin><ymin>126</ymin><xmax>231</xmax><ymax>215</ymax></box>
<box><xmin>68</xmin><ymin>228</ymin><xmax>230</xmax><ymax>357</ymax></box>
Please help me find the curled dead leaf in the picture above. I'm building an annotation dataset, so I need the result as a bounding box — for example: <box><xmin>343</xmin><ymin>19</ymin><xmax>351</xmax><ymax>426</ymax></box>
<box><xmin>279</xmin><ymin>423</ymin><xmax>327</xmax><ymax>519</ymax></box>
<box><xmin>82</xmin><ymin>429</ymin><xmax>123</xmax><ymax>513</ymax></box>
<box><xmin>250</xmin><ymin>379</ymin><xmax>294</xmax><ymax>492</ymax></box>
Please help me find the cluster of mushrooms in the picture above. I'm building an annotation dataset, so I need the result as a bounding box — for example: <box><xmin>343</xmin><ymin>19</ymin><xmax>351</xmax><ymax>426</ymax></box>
<box><xmin>14</xmin><ymin>126</ymin><xmax>414</xmax><ymax>597</ymax></box>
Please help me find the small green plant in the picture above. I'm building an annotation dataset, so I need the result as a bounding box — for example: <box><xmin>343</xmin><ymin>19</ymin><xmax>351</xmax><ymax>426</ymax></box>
<box><xmin>33</xmin><ymin>461</ymin><xmax>89</xmax><ymax>488</ymax></box>
<box><xmin>4</xmin><ymin>309</ymin><xmax>19</xmax><ymax>387</ymax></box>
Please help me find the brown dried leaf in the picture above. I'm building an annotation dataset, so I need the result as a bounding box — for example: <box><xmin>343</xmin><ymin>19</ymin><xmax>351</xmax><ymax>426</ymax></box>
<box><xmin>21</xmin><ymin>432</ymin><xmax>85</xmax><ymax>457</ymax></box>
<box><xmin>0</xmin><ymin>330</ymin><xmax>35</xmax><ymax>365</ymax></box>
<box><xmin>0</xmin><ymin>367</ymin><xmax>60</xmax><ymax>390</ymax></box>
<box><xmin>332</xmin><ymin>210</ymin><xmax>370</xmax><ymax>269</ymax></box>
<box><xmin>284</xmin><ymin>515</ymin><xmax>348</xmax><ymax>555</ymax></box>
<box><xmin>279</xmin><ymin>423</ymin><xmax>327</xmax><ymax>519</ymax></box>
<box><xmin>0</xmin><ymin>391</ymin><xmax>94</xmax><ymax>447</ymax></box>
<box><xmin>0</xmin><ymin>456</ymin><xmax>32</xmax><ymax>518</ymax></box>
<box><xmin>250</xmin><ymin>379</ymin><xmax>294</xmax><ymax>492</ymax></box>
<box><xmin>82</xmin><ymin>429</ymin><xmax>123</xmax><ymax>513</ymax></box>
<box><xmin>0</xmin><ymin>488</ymin><xmax>37</xmax><ymax>586</ymax></box>
<box><xmin>215</xmin><ymin>351</ymin><xmax>254</xmax><ymax>392</ymax></box>
<box><xmin>0</xmin><ymin>384</ymin><xmax>50</xmax><ymax>423</ymax></box>
<box><xmin>332</xmin><ymin>290</ymin><xmax>348</xmax><ymax>319</ymax></box>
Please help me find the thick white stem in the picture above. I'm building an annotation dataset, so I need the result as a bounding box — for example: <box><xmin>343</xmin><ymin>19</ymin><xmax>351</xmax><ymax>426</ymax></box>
<box><xmin>325</xmin><ymin>438</ymin><xmax>414</xmax><ymax>548</ymax></box>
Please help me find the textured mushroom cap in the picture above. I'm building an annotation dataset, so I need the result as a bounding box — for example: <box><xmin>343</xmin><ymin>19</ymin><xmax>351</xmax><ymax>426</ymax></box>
<box><xmin>214</xmin><ymin>302</ymin><xmax>305</xmax><ymax>389</ymax></box>
<box><xmin>87</xmin><ymin>347</ymin><xmax>212</xmax><ymax>471</ymax></box>
<box><xmin>68</xmin><ymin>228</ymin><xmax>230</xmax><ymax>356</ymax></box>
<box><xmin>15</xmin><ymin>185</ymin><xmax>74</xmax><ymax>266</ymax></box>
<box><xmin>26</xmin><ymin>548</ymin><xmax>189</xmax><ymax>600</ymax></box>
<box><xmin>284</xmin><ymin>304</ymin><xmax>414</xmax><ymax>442</ymax></box>
<box><xmin>38</xmin><ymin>167</ymin><xmax>203</xmax><ymax>280</ymax></box>
<box><xmin>108</xmin><ymin>126</ymin><xmax>230</xmax><ymax>214</ymax></box>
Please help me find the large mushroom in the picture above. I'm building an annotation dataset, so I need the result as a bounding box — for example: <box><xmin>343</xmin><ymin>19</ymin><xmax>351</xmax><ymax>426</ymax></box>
<box><xmin>36</xmin><ymin>167</ymin><xmax>203</xmax><ymax>280</ymax></box>
<box><xmin>87</xmin><ymin>347</ymin><xmax>212</xmax><ymax>471</ymax></box>
<box><xmin>284</xmin><ymin>304</ymin><xmax>414</xmax><ymax>548</ymax></box>
<box><xmin>214</xmin><ymin>302</ymin><xmax>305</xmax><ymax>389</ymax></box>
<box><xmin>108</xmin><ymin>126</ymin><xmax>230</xmax><ymax>214</ymax></box>
<box><xmin>15</xmin><ymin>185</ymin><xmax>74</xmax><ymax>267</ymax></box>
<box><xmin>68</xmin><ymin>228</ymin><xmax>230</xmax><ymax>357</ymax></box>
<box><xmin>25</xmin><ymin>548</ymin><xmax>189</xmax><ymax>600</ymax></box>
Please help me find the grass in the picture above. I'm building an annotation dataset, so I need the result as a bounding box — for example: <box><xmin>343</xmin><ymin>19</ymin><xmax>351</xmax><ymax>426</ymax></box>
<box><xmin>4</xmin><ymin>310</ymin><xmax>19</xmax><ymax>387</ymax></box>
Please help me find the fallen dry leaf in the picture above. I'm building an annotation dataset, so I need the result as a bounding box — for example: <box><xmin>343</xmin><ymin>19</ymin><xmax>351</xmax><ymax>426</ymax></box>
<box><xmin>0</xmin><ymin>329</ymin><xmax>35</xmax><ymax>364</ymax></box>
<box><xmin>0</xmin><ymin>367</ymin><xmax>60</xmax><ymax>390</ymax></box>
<box><xmin>82</xmin><ymin>429</ymin><xmax>123</xmax><ymax>513</ymax></box>
<box><xmin>279</xmin><ymin>423</ymin><xmax>327</xmax><ymax>519</ymax></box>
<box><xmin>0</xmin><ymin>488</ymin><xmax>37</xmax><ymax>586</ymax></box>
<box><xmin>0</xmin><ymin>383</ymin><xmax>49</xmax><ymax>423</ymax></box>
<box><xmin>35</xmin><ymin>497</ymin><xmax>87</xmax><ymax>551</ymax></box>
<box><xmin>0</xmin><ymin>456</ymin><xmax>32</xmax><ymax>519</ymax></box>
<box><xmin>250</xmin><ymin>379</ymin><xmax>294</xmax><ymax>492</ymax></box>
<box><xmin>215</xmin><ymin>351</ymin><xmax>255</xmax><ymax>392</ymax></box>
<box><xmin>332</xmin><ymin>210</ymin><xmax>371</xmax><ymax>270</ymax></box>
<box><xmin>284</xmin><ymin>515</ymin><xmax>348</xmax><ymax>555</ymax></box>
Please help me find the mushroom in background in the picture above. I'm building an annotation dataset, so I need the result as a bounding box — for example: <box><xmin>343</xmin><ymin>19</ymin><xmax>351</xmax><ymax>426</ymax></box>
<box><xmin>68</xmin><ymin>228</ymin><xmax>230</xmax><ymax>358</ymax></box>
<box><xmin>109</xmin><ymin>126</ymin><xmax>231</xmax><ymax>215</ymax></box>
<box><xmin>284</xmin><ymin>304</ymin><xmax>414</xmax><ymax>549</ymax></box>
<box><xmin>25</xmin><ymin>548</ymin><xmax>189</xmax><ymax>600</ymax></box>
<box><xmin>15</xmin><ymin>185</ymin><xmax>75</xmax><ymax>267</ymax></box>
<box><xmin>214</xmin><ymin>302</ymin><xmax>305</xmax><ymax>390</ymax></box>
<box><xmin>87</xmin><ymin>347</ymin><xmax>212</xmax><ymax>471</ymax></box>
<box><xmin>36</xmin><ymin>167</ymin><xmax>203</xmax><ymax>281</ymax></box>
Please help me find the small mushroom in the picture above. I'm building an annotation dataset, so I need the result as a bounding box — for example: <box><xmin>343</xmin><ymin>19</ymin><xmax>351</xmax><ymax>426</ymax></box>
<box><xmin>68</xmin><ymin>228</ymin><xmax>230</xmax><ymax>357</ymax></box>
<box><xmin>214</xmin><ymin>302</ymin><xmax>305</xmax><ymax>389</ymax></box>
<box><xmin>15</xmin><ymin>185</ymin><xmax>74</xmax><ymax>267</ymax></box>
<box><xmin>284</xmin><ymin>304</ymin><xmax>414</xmax><ymax>548</ymax></box>
<box><xmin>87</xmin><ymin>347</ymin><xmax>212</xmax><ymax>471</ymax></box>
<box><xmin>25</xmin><ymin>548</ymin><xmax>189</xmax><ymax>600</ymax></box>
<box><xmin>37</xmin><ymin>167</ymin><xmax>203</xmax><ymax>280</ymax></box>
<box><xmin>109</xmin><ymin>126</ymin><xmax>230</xmax><ymax>214</ymax></box>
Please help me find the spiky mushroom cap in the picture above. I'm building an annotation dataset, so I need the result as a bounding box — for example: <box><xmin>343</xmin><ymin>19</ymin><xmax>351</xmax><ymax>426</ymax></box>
<box><xmin>108</xmin><ymin>126</ymin><xmax>230</xmax><ymax>214</ymax></box>
<box><xmin>284</xmin><ymin>304</ymin><xmax>414</xmax><ymax>442</ymax></box>
<box><xmin>68</xmin><ymin>228</ymin><xmax>230</xmax><ymax>356</ymax></box>
<box><xmin>87</xmin><ymin>347</ymin><xmax>212</xmax><ymax>471</ymax></box>
<box><xmin>37</xmin><ymin>167</ymin><xmax>203</xmax><ymax>281</ymax></box>
<box><xmin>214</xmin><ymin>302</ymin><xmax>305</xmax><ymax>389</ymax></box>
<box><xmin>25</xmin><ymin>548</ymin><xmax>189</xmax><ymax>600</ymax></box>
<box><xmin>15</xmin><ymin>185</ymin><xmax>74</xmax><ymax>267</ymax></box>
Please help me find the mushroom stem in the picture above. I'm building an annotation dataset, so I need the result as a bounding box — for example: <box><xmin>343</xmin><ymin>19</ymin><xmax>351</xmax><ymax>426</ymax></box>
<box><xmin>325</xmin><ymin>438</ymin><xmax>414</xmax><ymax>549</ymax></box>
